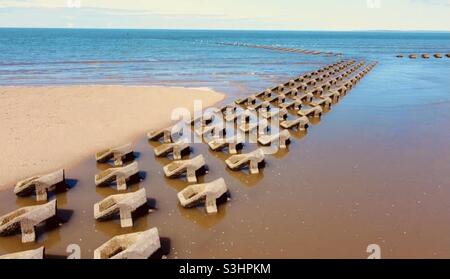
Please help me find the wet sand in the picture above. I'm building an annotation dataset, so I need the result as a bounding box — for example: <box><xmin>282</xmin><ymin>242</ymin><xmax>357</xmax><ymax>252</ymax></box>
<box><xmin>1</xmin><ymin>59</ymin><xmax>450</xmax><ymax>259</ymax></box>
<box><xmin>0</xmin><ymin>85</ymin><xmax>224</xmax><ymax>190</ymax></box>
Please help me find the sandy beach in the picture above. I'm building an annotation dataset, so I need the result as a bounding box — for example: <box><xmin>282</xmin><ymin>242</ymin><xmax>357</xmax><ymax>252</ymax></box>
<box><xmin>0</xmin><ymin>85</ymin><xmax>224</xmax><ymax>190</ymax></box>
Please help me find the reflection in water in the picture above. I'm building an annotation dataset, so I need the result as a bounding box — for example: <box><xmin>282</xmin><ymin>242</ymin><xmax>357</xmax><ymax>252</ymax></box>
<box><xmin>271</xmin><ymin>148</ymin><xmax>290</xmax><ymax>160</ymax></box>
<box><xmin>225</xmin><ymin>167</ymin><xmax>265</xmax><ymax>187</ymax></box>
<box><xmin>177</xmin><ymin>202</ymin><xmax>227</xmax><ymax>229</ymax></box>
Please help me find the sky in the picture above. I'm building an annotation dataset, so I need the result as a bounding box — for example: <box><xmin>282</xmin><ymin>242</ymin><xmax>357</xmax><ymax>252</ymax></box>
<box><xmin>0</xmin><ymin>0</ymin><xmax>449</xmax><ymax>31</ymax></box>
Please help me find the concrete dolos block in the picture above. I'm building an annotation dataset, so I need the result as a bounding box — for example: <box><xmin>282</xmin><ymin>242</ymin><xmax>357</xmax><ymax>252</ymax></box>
<box><xmin>95</xmin><ymin>162</ymin><xmax>140</xmax><ymax>191</ymax></box>
<box><xmin>163</xmin><ymin>155</ymin><xmax>206</xmax><ymax>183</ymax></box>
<box><xmin>280</xmin><ymin>116</ymin><xmax>310</xmax><ymax>131</ymax></box>
<box><xmin>95</xmin><ymin>143</ymin><xmax>134</xmax><ymax>166</ymax></box>
<box><xmin>94</xmin><ymin>188</ymin><xmax>147</xmax><ymax>228</ymax></box>
<box><xmin>208</xmin><ymin>136</ymin><xmax>244</xmax><ymax>154</ymax></box>
<box><xmin>154</xmin><ymin>141</ymin><xmax>191</xmax><ymax>160</ymax></box>
<box><xmin>14</xmin><ymin>169</ymin><xmax>65</xmax><ymax>202</ymax></box>
<box><xmin>94</xmin><ymin>228</ymin><xmax>161</xmax><ymax>259</ymax></box>
<box><xmin>258</xmin><ymin>129</ymin><xmax>291</xmax><ymax>149</ymax></box>
<box><xmin>225</xmin><ymin>149</ymin><xmax>265</xmax><ymax>174</ymax></box>
<box><xmin>147</xmin><ymin>123</ymin><xmax>184</xmax><ymax>143</ymax></box>
<box><xmin>0</xmin><ymin>200</ymin><xmax>57</xmax><ymax>243</ymax></box>
<box><xmin>0</xmin><ymin>247</ymin><xmax>45</xmax><ymax>259</ymax></box>
<box><xmin>177</xmin><ymin>178</ymin><xmax>228</xmax><ymax>214</ymax></box>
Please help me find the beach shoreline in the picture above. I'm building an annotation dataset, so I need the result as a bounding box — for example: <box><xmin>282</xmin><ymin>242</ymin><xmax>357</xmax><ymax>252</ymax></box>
<box><xmin>0</xmin><ymin>85</ymin><xmax>224</xmax><ymax>190</ymax></box>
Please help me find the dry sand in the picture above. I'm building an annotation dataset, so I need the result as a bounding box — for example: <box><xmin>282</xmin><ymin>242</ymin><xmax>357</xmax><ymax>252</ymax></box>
<box><xmin>0</xmin><ymin>85</ymin><xmax>224</xmax><ymax>190</ymax></box>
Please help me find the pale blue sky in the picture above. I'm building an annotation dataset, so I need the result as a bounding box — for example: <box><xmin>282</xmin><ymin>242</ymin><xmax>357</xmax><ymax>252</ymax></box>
<box><xmin>0</xmin><ymin>0</ymin><xmax>449</xmax><ymax>30</ymax></box>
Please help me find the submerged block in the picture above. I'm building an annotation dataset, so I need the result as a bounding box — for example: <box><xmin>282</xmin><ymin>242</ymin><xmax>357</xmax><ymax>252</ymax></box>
<box><xmin>343</xmin><ymin>80</ymin><xmax>353</xmax><ymax>91</ymax></box>
<box><xmin>239</xmin><ymin>119</ymin><xmax>268</xmax><ymax>135</ymax></box>
<box><xmin>278</xmin><ymin>99</ymin><xmax>300</xmax><ymax>110</ymax></box>
<box><xmin>147</xmin><ymin>123</ymin><xmax>184</xmax><ymax>143</ymax></box>
<box><xmin>0</xmin><ymin>200</ymin><xmax>57</xmax><ymax>243</ymax></box>
<box><xmin>190</xmin><ymin>109</ymin><xmax>218</xmax><ymax>126</ymax></box>
<box><xmin>321</xmin><ymin>90</ymin><xmax>340</xmax><ymax>102</ymax></box>
<box><xmin>14</xmin><ymin>169</ymin><xmax>65</xmax><ymax>202</ymax></box>
<box><xmin>0</xmin><ymin>247</ymin><xmax>45</xmax><ymax>259</ymax></box>
<box><xmin>294</xmin><ymin>92</ymin><xmax>314</xmax><ymax>103</ymax></box>
<box><xmin>297</xmin><ymin>105</ymin><xmax>323</xmax><ymax>118</ymax></box>
<box><xmin>96</xmin><ymin>143</ymin><xmax>133</xmax><ymax>166</ymax></box>
<box><xmin>225</xmin><ymin>148</ymin><xmax>265</xmax><ymax>174</ymax></box>
<box><xmin>295</xmin><ymin>82</ymin><xmax>308</xmax><ymax>91</ymax></box>
<box><xmin>235</xmin><ymin>95</ymin><xmax>256</xmax><ymax>105</ymax></box>
<box><xmin>247</xmin><ymin>101</ymin><xmax>270</xmax><ymax>111</ymax></box>
<box><xmin>94</xmin><ymin>188</ymin><xmax>147</xmax><ymax>228</ymax></box>
<box><xmin>257</xmin><ymin>89</ymin><xmax>273</xmax><ymax>98</ymax></box>
<box><xmin>224</xmin><ymin>109</ymin><xmax>244</xmax><ymax>122</ymax></box>
<box><xmin>260</xmin><ymin>107</ymin><xmax>288</xmax><ymax>120</ymax></box>
<box><xmin>288</xmin><ymin>79</ymin><xmax>297</xmax><ymax>88</ymax></box>
<box><xmin>94</xmin><ymin>228</ymin><xmax>160</xmax><ymax>259</ymax></box>
<box><xmin>305</xmin><ymin>79</ymin><xmax>317</xmax><ymax>86</ymax></box>
<box><xmin>308</xmin><ymin>97</ymin><xmax>332</xmax><ymax>109</ymax></box>
<box><xmin>285</xmin><ymin>88</ymin><xmax>299</xmax><ymax>98</ymax></box>
<box><xmin>163</xmin><ymin>155</ymin><xmax>206</xmax><ymax>183</ymax></box>
<box><xmin>319</xmin><ymin>81</ymin><xmax>332</xmax><ymax>91</ymax></box>
<box><xmin>280</xmin><ymin>116</ymin><xmax>309</xmax><ymax>131</ymax></box>
<box><xmin>220</xmin><ymin>103</ymin><xmax>238</xmax><ymax>113</ymax></box>
<box><xmin>332</xmin><ymin>85</ymin><xmax>348</xmax><ymax>96</ymax></box>
<box><xmin>95</xmin><ymin>162</ymin><xmax>140</xmax><ymax>191</ymax></box>
<box><xmin>177</xmin><ymin>178</ymin><xmax>228</xmax><ymax>214</ymax></box>
<box><xmin>268</xmin><ymin>94</ymin><xmax>286</xmax><ymax>105</ymax></box>
<box><xmin>208</xmin><ymin>136</ymin><xmax>244</xmax><ymax>154</ymax></box>
<box><xmin>258</xmin><ymin>129</ymin><xmax>291</xmax><ymax>149</ymax></box>
<box><xmin>154</xmin><ymin>141</ymin><xmax>191</xmax><ymax>160</ymax></box>
<box><xmin>195</xmin><ymin>123</ymin><xmax>226</xmax><ymax>138</ymax></box>
<box><xmin>273</xmin><ymin>84</ymin><xmax>286</xmax><ymax>94</ymax></box>
<box><xmin>306</xmin><ymin>87</ymin><xmax>324</xmax><ymax>98</ymax></box>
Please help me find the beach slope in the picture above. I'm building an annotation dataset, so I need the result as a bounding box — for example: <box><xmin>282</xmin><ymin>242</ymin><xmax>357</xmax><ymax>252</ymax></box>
<box><xmin>0</xmin><ymin>85</ymin><xmax>224</xmax><ymax>190</ymax></box>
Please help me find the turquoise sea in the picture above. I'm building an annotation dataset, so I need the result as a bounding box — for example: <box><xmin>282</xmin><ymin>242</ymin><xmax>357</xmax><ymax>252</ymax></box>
<box><xmin>0</xmin><ymin>29</ymin><xmax>449</xmax><ymax>97</ymax></box>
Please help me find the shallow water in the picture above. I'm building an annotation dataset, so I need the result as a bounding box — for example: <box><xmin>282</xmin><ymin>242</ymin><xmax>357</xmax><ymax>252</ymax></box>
<box><xmin>1</xmin><ymin>30</ymin><xmax>450</xmax><ymax>258</ymax></box>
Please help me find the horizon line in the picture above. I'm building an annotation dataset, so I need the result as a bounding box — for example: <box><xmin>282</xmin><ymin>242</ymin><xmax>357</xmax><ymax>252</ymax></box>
<box><xmin>1</xmin><ymin>27</ymin><xmax>450</xmax><ymax>33</ymax></box>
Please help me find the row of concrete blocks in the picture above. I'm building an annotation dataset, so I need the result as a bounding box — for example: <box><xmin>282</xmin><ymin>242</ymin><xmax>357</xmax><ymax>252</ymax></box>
<box><xmin>145</xmin><ymin>62</ymin><xmax>350</xmax><ymax>141</ymax></box>
<box><xmin>146</xmin><ymin>60</ymin><xmax>377</xmax><ymax>179</ymax></box>
<box><xmin>219</xmin><ymin>60</ymin><xmax>376</xmax><ymax>148</ymax></box>
<box><xmin>398</xmin><ymin>53</ymin><xmax>450</xmax><ymax>59</ymax></box>
<box><xmin>228</xmin><ymin>60</ymin><xmax>376</xmax><ymax>129</ymax></box>
<box><xmin>94</xmin><ymin>144</ymin><xmax>149</xmax><ymax>228</ymax></box>
<box><xmin>93</xmin><ymin>143</ymin><xmax>162</xmax><ymax>259</ymax></box>
<box><xmin>0</xmin><ymin>228</ymin><xmax>161</xmax><ymax>259</ymax></box>
<box><xmin>235</xmin><ymin>59</ymin><xmax>363</xmax><ymax>107</ymax></box>
<box><xmin>143</xmin><ymin>64</ymin><xmax>358</xmax><ymax>215</ymax></box>
<box><xmin>148</xmin><ymin>127</ymin><xmax>267</xmax><ymax>176</ymax></box>
<box><xmin>94</xmin><ymin>143</ymin><xmax>163</xmax><ymax>259</ymax></box>
<box><xmin>219</xmin><ymin>42</ymin><xmax>343</xmax><ymax>56</ymax></box>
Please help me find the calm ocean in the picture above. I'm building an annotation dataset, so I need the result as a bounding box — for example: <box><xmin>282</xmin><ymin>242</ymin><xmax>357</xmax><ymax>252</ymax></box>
<box><xmin>0</xmin><ymin>29</ymin><xmax>449</xmax><ymax>97</ymax></box>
